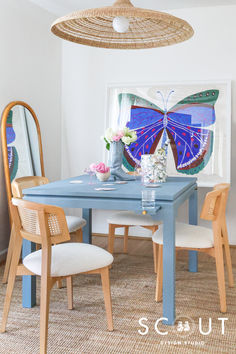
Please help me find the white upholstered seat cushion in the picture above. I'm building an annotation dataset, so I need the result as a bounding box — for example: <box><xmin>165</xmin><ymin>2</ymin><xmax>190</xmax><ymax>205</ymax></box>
<box><xmin>107</xmin><ymin>211</ymin><xmax>161</xmax><ymax>226</ymax></box>
<box><xmin>152</xmin><ymin>222</ymin><xmax>214</xmax><ymax>249</ymax></box>
<box><xmin>23</xmin><ymin>243</ymin><xmax>113</xmax><ymax>277</ymax></box>
<box><xmin>65</xmin><ymin>215</ymin><xmax>86</xmax><ymax>233</ymax></box>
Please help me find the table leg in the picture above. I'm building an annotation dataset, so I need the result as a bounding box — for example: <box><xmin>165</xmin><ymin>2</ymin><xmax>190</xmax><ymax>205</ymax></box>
<box><xmin>22</xmin><ymin>240</ymin><xmax>36</xmax><ymax>308</ymax></box>
<box><xmin>82</xmin><ymin>208</ymin><xmax>92</xmax><ymax>244</ymax></box>
<box><xmin>162</xmin><ymin>206</ymin><xmax>176</xmax><ymax>325</ymax></box>
<box><xmin>188</xmin><ymin>188</ymin><xmax>198</xmax><ymax>273</ymax></box>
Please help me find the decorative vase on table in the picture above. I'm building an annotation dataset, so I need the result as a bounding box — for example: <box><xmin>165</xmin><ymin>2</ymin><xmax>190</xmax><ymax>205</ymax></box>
<box><xmin>140</xmin><ymin>140</ymin><xmax>170</xmax><ymax>184</ymax></box>
<box><xmin>96</xmin><ymin>171</ymin><xmax>111</xmax><ymax>182</ymax></box>
<box><xmin>108</xmin><ymin>141</ymin><xmax>135</xmax><ymax>181</ymax></box>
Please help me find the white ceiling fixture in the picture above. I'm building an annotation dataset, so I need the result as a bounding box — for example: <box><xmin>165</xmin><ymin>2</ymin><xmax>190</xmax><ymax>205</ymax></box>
<box><xmin>50</xmin><ymin>0</ymin><xmax>194</xmax><ymax>49</ymax></box>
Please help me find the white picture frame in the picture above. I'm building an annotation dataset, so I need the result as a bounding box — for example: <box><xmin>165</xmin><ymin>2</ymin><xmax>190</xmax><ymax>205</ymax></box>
<box><xmin>105</xmin><ymin>80</ymin><xmax>231</xmax><ymax>187</ymax></box>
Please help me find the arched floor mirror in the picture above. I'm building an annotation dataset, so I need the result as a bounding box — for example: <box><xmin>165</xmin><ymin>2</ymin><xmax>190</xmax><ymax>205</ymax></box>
<box><xmin>1</xmin><ymin>101</ymin><xmax>45</xmax><ymax>205</ymax></box>
<box><xmin>1</xmin><ymin>101</ymin><xmax>45</xmax><ymax>284</ymax></box>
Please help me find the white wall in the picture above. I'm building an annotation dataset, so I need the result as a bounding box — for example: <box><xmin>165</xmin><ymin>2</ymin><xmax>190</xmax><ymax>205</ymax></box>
<box><xmin>0</xmin><ymin>0</ymin><xmax>61</xmax><ymax>258</ymax></box>
<box><xmin>61</xmin><ymin>5</ymin><xmax>236</xmax><ymax>243</ymax></box>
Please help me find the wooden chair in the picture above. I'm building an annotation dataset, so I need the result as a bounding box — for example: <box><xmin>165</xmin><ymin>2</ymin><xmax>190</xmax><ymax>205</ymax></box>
<box><xmin>1</xmin><ymin>199</ymin><xmax>113</xmax><ymax>354</ymax></box>
<box><xmin>2</xmin><ymin>176</ymin><xmax>86</xmax><ymax>284</ymax></box>
<box><xmin>107</xmin><ymin>211</ymin><xmax>160</xmax><ymax>271</ymax></box>
<box><xmin>213</xmin><ymin>183</ymin><xmax>234</xmax><ymax>289</ymax></box>
<box><xmin>152</xmin><ymin>184</ymin><xmax>234</xmax><ymax>313</ymax></box>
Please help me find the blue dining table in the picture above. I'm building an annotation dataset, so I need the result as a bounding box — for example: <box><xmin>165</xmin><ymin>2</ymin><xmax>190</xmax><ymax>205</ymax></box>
<box><xmin>22</xmin><ymin>175</ymin><xmax>198</xmax><ymax>325</ymax></box>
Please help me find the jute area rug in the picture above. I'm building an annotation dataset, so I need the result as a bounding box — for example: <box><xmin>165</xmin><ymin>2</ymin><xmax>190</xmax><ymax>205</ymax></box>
<box><xmin>0</xmin><ymin>237</ymin><xmax>235</xmax><ymax>354</ymax></box>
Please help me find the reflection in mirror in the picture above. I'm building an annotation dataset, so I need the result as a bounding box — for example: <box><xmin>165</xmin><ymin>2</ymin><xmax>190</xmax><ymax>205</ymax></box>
<box><xmin>1</xmin><ymin>101</ymin><xmax>45</xmax><ymax>284</ymax></box>
<box><xmin>6</xmin><ymin>105</ymin><xmax>42</xmax><ymax>182</ymax></box>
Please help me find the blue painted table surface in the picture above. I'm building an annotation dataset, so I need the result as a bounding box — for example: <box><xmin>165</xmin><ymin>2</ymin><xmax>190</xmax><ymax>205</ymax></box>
<box><xmin>23</xmin><ymin>175</ymin><xmax>198</xmax><ymax>325</ymax></box>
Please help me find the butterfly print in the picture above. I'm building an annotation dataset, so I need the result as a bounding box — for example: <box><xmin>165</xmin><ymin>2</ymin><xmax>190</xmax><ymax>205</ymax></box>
<box><xmin>122</xmin><ymin>89</ymin><xmax>218</xmax><ymax>175</ymax></box>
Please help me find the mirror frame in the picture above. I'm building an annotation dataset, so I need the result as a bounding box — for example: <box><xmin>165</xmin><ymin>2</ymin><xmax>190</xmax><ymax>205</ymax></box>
<box><xmin>1</xmin><ymin>101</ymin><xmax>45</xmax><ymax>207</ymax></box>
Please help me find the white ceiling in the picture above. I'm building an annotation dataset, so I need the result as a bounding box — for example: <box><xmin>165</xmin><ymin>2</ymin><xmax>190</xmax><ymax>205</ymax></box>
<box><xmin>29</xmin><ymin>0</ymin><xmax>236</xmax><ymax>16</ymax></box>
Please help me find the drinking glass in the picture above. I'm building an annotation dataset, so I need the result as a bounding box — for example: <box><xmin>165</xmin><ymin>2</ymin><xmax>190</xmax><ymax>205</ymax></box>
<box><xmin>84</xmin><ymin>168</ymin><xmax>96</xmax><ymax>185</ymax></box>
<box><xmin>142</xmin><ymin>190</ymin><xmax>156</xmax><ymax>210</ymax></box>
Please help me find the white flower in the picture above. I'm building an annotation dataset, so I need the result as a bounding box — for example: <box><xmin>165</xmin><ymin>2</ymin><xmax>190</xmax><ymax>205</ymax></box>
<box><xmin>129</xmin><ymin>130</ymin><xmax>137</xmax><ymax>142</ymax></box>
<box><xmin>121</xmin><ymin>128</ymin><xmax>137</xmax><ymax>145</ymax></box>
<box><xmin>105</xmin><ymin>128</ymin><xmax>114</xmax><ymax>142</ymax></box>
<box><xmin>123</xmin><ymin>126</ymin><xmax>130</xmax><ymax>135</ymax></box>
<box><xmin>122</xmin><ymin>136</ymin><xmax>132</xmax><ymax>145</ymax></box>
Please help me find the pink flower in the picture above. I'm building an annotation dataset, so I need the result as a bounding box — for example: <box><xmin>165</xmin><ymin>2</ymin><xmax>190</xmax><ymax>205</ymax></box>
<box><xmin>96</xmin><ymin>162</ymin><xmax>110</xmax><ymax>173</ymax></box>
<box><xmin>89</xmin><ymin>163</ymin><xmax>97</xmax><ymax>172</ymax></box>
<box><xmin>113</xmin><ymin>135</ymin><xmax>121</xmax><ymax>142</ymax></box>
<box><xmin>113</xmin><ymin>131</ymin><xmax>124</xmax><ymax>142</ymax></box>
<box><xmin>117</xmin><ymin>130</ymin><xmax>124</xmax><ymax>138</ymax></box>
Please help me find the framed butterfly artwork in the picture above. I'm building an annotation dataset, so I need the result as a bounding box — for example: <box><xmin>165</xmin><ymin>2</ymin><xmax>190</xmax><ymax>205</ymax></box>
<box><xmin>105</xmin><ymin>80</ymin><xmax>231</xmax><ymax>187</ymax></box>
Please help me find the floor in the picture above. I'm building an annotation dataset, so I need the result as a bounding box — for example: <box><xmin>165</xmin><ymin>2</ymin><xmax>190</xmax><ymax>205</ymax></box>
<box><xmin>0</xmin><ymin>236</ymin><xmax>235</xmax><ymax>353</ymax></box>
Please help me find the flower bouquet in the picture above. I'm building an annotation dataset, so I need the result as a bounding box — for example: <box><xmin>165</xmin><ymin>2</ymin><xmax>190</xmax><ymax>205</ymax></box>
<box><xmin>104</xmin><ymin>127</ymin><xmax>137</xmax><ymax>150</ymax></box>
<box><xmin>104</xmin><ymin>127</ymin><xmax>137</xmax><ymax>181</ymax></box>
<box><xmin>90</xmin><ymin>162</ymin><xmax>110</xmax><ymax>182</ymax></box>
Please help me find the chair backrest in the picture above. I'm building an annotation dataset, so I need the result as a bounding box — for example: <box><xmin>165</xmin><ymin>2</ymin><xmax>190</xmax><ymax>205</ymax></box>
<box><xmin>200</xmin><ymin>184</ymin><xmax>230</xmax><ymax>223</ymax></box>
<box><xmin>11</xmin><ymin>176</ymin><xmax>49</xmax><ymax>199</ymax></box>
<box><xmin>11</xmin><ymin>198</ymin><xmax>70</xmax><ymax>246</ymax></box>
<box><xmin>213</xmin><ymin>183</ymin><xmax>230</xmax><ymax>218</ymax></box>
<box><xmin>200</xmin><ymin>189</ymin><xmax>222</xmax><ymax>222</ymax></box>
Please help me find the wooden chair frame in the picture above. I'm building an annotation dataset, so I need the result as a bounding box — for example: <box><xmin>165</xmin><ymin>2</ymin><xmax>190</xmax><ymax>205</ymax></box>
<box><xmin>108</xmin><ymin>223</ymin><xmax>159</xmax><ymax>272</ymax></box>
<box><xmin>154</xmin><ymin>184</ymin><xmax>234</xmax><ymax>313</ymax></box>
<box><xmin>1</xmin><ymin>199</ymin><xmax>113</xmax><ymax>354</ymax></box>
<box><xmin>108</xmin><ymin>171</ymin><xmax>159</xmax><ymax>269</ymax></box>
<box><xmin>2</xmin><ymin>177</ymin><xmax>83</xmax><ymax>285</ymax></box>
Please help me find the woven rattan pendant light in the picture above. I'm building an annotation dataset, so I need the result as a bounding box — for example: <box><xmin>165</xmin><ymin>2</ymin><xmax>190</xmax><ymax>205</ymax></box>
<box><xmin>51</xmin><ymin>0</ymin><xmax>194</xmax><ymax>49</ymax></box>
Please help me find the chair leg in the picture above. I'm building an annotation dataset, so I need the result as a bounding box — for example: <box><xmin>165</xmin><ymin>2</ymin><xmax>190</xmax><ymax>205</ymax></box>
<box><xmin>74</xmin><ymin>229</ymin><xmax>83</xmax><ymax>243</ymax></box>
<box><xmin>40</xmin><ymin>275</ymin><xmax>52</xmax><ymax>354</ymax></box>
<box><xmin>215</xmin><ymin>241</ymin><xmax>227</xmax><ymax>313</ymax></box>
<box><xmin>2</xmin><ymin>224</ymin><xmax>16</xmax><ymax>284</ymax></box>
<box><xmin>152</xmin><ymin>226</ymin><xmax>159</xmax><ymax>234</ymax></box>
<box><xmin>1</xmin><ymin>233</ymin><xmax>22</xmax><ymax>332</ymax></box>
<box><xmin>155</xmin><ymin>245</ymin><xmax>163</xmax><ymax>302</ymax></box>
<box><xmin>123</xmin><ymin>226</ymin><xmax>129</xmax><ymax>254</ymax></box>
<box><xmin>36</xmin><ymin>244</ymin><xmax>41</xmax><ymax>251</ymax></box>
<box><xmin>57</xmin><ymin>279</ymin><xmax>63</xmax><ymax>288</ymax></box>
<box><xmin>100</xmin><ymin>267</ymin><xmax>113</xmax><ymax>331</ymax></box>
<box><xmin>66</xmin><ymin>276</ymin><xmax>73</xmax><ymax>310</ymax></box>
<box><xmin>222</xmin><ymin>222</ymin><xmax>234</xmax><ymax>288</ymax></box>
<box><xmin>108</xmin><ymin>224</ymin><xmax>115</xmax><ymax>254</ymax></box>
<box><xmin>153</xmin><ymin>242</ymin><xmax>158</xmax><ymax>273</ymax></box>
